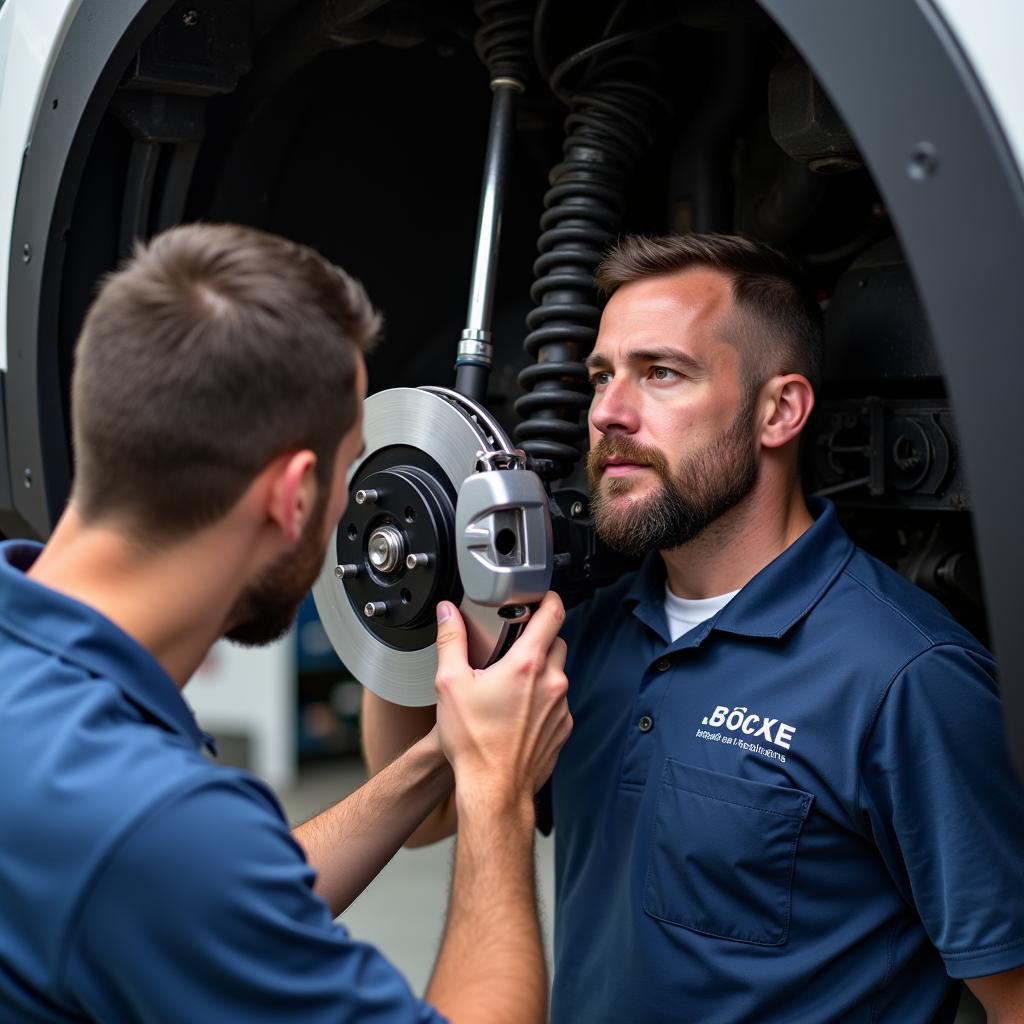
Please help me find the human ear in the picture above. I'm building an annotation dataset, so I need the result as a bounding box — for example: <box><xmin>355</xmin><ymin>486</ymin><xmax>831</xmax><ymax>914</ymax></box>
<box><xmin>267</xmin><ymin>450</ymin><xmax>318</xmax><ymax>542</ymax></box>
<box><xmin>760</xmin><ymin>374</ymin><xmax>815</xmax><ymax>450</ymax></box>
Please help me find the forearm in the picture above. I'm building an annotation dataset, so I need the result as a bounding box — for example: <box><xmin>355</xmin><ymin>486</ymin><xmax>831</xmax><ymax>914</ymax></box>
<box><xmin>425</xmin><ymin>788</ymin><xmax>546</xmax><ymax>1024</ymax></box>
<box><xmin>362</xmin><ymin>690</ymin><xmax>437</xmax><ymax>773</ymax></box>
<box><xmin>362</xmin><ymin>690</ymin><xmax>456</xmax><ymax>846</ymax></box>
<box><xmin>292</xmin><ymin>733</ymin><xmax>453</xmax><ymax>917</ymax></box>
<box><xmin>967</xmin><ymin>964</ymin><xmax>1024</xmax><ymax>1022</ymax></box>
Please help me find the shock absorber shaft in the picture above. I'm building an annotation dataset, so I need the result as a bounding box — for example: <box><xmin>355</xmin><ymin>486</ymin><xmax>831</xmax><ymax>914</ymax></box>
<box><xmin>454</xmin><ymin>0</ymin><xmax>531</xmax><ymax>402</ymax></box>
<box><xmin>454</xmin><ymin>78</ymin><xmax>524</xmax><ymax>403</ymax></box>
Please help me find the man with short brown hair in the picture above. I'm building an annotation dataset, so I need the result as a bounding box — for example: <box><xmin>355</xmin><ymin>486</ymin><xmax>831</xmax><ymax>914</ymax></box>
<box><xmin>0</xmin><ymin>223</ymin><xmax>571</xmax><ymax>1023</ymax></box>
<box><xmin>364</xmin><ymin>232</ymin><xmax>1024</xmax><ymax>1021</ymax></box>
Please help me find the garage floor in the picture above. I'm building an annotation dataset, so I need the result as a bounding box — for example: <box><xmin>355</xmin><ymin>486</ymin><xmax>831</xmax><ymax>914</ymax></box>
<box><xmin>278</xmin><ymin>757</ymin><xmax>557</xmax><ymax>997</ymax></box>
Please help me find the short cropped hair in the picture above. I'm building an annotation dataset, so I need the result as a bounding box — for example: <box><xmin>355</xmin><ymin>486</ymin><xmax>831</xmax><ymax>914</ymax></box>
<box><xmin>595</xmin><ymin>233</ymin><xmax>823</xmax><ymax>393</ymax></box>
<box><xmin>71</xmin><ymin>223</ymin><xmax>381</xmax><ymax>542</ymax></box>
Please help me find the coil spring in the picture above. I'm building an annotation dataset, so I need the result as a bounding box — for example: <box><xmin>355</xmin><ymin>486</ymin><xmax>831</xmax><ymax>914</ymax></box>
<box><xmin>514</xmin><ymin>51</ymin><xmax>667</xmax><ymax>480</ymax></box>
<box><xmin>473</xmin><ymin>0</ymin><xmax>532</xmax><ymax>83</ymax></box>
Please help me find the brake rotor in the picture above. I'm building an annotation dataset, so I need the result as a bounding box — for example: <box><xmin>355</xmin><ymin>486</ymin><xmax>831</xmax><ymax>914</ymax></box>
<box><xmin>312</xmin><ymin>386</ymin><xmax>518</xmax><ymax>706</ymax></box>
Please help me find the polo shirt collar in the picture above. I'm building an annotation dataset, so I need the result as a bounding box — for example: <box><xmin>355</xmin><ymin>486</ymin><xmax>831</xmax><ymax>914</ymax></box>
<box><xmin>0</xmin><ymin>540</ymin><xmax>215</xmax><ymax>753</ymax></box>
<box><xmin>624</xmin><ymin>498</ymin><xmax>854</xmax><ymax>644</ymax></box>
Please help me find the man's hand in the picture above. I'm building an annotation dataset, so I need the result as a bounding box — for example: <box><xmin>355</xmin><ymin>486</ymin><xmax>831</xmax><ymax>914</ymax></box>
<box><xmin>425</xmin><ymin>591</ymin><xmax>572</xmax><ymax>1024</ymax></box>
<box><xmin>433</xmin><ymin>592</ymin><xmax>572</xmax><ymax>808</ymax></box>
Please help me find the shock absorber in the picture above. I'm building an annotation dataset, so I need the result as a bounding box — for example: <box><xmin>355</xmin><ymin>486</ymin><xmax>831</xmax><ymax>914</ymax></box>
<box><xmin>453</xmin><ymin>0</ymin><xmax>533</xmax><ymax>402</ymax></box>
<box><xmin>514</xmin><ymin>37</ymin><xmax>668</xmax><ymax>480</ymax></box>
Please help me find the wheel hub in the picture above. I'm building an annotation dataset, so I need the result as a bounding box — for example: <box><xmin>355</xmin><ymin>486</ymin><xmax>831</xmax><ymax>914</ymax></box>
<box><xmin>312</xmin><ymin>386</ymin><xmax>520</xmax><ymax>706</ymax></box>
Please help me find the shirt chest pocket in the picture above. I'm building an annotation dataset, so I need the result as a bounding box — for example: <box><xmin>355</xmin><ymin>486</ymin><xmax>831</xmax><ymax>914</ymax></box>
<box><xmin>642</xmin><ymin>759</ymin><xmax>813</xmax><ymax>946</ymax></box>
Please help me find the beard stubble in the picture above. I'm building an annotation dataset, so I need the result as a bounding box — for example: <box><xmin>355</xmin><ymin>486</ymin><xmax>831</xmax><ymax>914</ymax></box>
<box><xmin>586</xmin><ymin>399</ymin><xmax>759</xmax><ymax>557</ymax></box>
<box><xmin>225</xmin><ymin>483</ymin><xmax>331</xmax><ymax>647</ymax></box>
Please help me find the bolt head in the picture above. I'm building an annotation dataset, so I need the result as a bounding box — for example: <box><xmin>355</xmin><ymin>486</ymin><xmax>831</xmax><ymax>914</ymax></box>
<box><xmin>182</xmin><ymin>9</ymin><xmax>199</xmax><ymax>26</ymax></box>
<box><xmin>907</xmin><ymin>142</ymin><xmax>939</xmax><ymax>182</ymax></box>
<box><xmin>498</xmin><ymin>604</ymin><xmax>529</xmax><ymax>621</ymax></box>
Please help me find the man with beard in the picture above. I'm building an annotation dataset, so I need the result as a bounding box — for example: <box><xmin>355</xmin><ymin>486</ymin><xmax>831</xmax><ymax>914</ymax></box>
<box><xmin>0</xmin><ymin>224</ymin><xmax>573</xmax><ymax>1023</ymax></box>
<box><xmin>362</xmin><ymin>234</ymin><xmax>1024</xmax><ymax>1020</ymax></box>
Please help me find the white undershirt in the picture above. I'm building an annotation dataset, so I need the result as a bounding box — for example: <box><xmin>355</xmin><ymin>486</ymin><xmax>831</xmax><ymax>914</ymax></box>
<box><xmin>663</xmin><ymin>584</ymin><xmax>740</xmax><ymax>642</ymax></box>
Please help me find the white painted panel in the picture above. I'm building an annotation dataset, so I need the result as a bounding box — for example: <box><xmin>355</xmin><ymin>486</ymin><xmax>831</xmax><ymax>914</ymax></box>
<box><xmin>931</xmin><ymin>0</ymin><xmax>1024</xmax><ymax>184</ymax></box>
<box><xmin>0</xmin><ymin>0</ymin><xmax>81</xmax><ymax>372</ymax></box>
<box><xmin>186</xmin><ymin>632</ymin><xmax>298</xmax><ymax>790</ymax></box>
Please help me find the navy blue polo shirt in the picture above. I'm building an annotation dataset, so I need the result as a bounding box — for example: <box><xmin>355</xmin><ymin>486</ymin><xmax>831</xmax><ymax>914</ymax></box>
<box><xmin>0</xmin><ymin>541</ymin><xmax>444</xmax><ymax>1023</ymax></box>
<box><xmin>552</xmin><ymin>500</ymin><xmax>1024</xmax><ymax>1023</ymax></box>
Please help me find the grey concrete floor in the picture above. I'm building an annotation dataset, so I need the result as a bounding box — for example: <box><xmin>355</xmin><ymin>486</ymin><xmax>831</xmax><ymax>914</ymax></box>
<box><xmin>278</xmin><ymin>756</ymin><xmax>556</xmax><ymax>997</ymax></box>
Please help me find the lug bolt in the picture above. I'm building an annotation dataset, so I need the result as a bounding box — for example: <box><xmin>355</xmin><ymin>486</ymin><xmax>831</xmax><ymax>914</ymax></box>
<box><xmin>405</xmin><ymin>552</ymin><xmax>430</xmax><ymax>570</ymax></box>
<box><xmin>334</xmin><ymin>563</ymin><xmax>360</xmax><ymax>580</ymax></box>
<box><xmin>355</xmin><ymin>488</ymin><xmax>380</xmax><ymax>505</ymax></box>
<box><xmin>364</xmin><ymin>601</ymin><xmax>388</xmax><ymax>618</ymax></box>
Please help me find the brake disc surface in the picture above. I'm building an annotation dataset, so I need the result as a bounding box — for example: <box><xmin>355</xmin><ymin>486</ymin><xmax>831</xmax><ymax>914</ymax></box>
<box><xmin>312</xmin><ymin>386</ymin><xmax>516</xmax><ymax>706</ymax></box>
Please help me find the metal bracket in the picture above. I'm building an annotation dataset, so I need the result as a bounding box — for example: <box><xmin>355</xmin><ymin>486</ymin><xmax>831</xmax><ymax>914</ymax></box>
<box><xmin>474</xmin><ymin>447</ymin><xmax>529</xmax><ymax>473</ymax></box>
<box><xmin>455</xmin><ymin>466</ymin><xmax>553</xmax><ymax>607</ymax></box>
